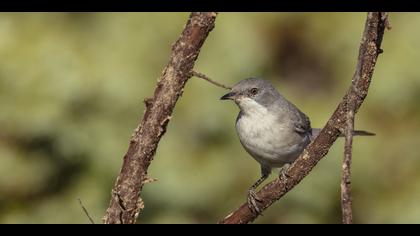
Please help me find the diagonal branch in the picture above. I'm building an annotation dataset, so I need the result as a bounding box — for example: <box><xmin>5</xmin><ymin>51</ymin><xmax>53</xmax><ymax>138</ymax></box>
<box><xmin>219</xmin><ymin>12</ymin><xmax>388</xmax><ymax>224</ymax></box>
<box><xmin>103</xmin><ymin>12</ymin><xmax>217</xmax><ymax>224</ymax></box>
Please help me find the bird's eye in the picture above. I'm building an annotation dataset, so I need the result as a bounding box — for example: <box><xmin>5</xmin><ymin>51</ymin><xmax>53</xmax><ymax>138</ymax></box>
<box><xmin>250</xmin><ymin>88</ymin><xmax>258</xmax><ymax>96</ymax></box>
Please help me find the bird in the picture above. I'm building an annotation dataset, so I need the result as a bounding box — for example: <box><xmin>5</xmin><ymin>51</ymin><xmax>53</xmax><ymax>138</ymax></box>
<box><xmin>220</xmin><ymin>77</ymin><xmax>374</xmax><ymax>214</ymax></box>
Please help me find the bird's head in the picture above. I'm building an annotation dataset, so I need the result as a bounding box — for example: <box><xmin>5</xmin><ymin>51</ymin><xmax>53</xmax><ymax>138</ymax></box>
<box><xmin>220</xmin><ymin>78</ymin><xmax>280</xmax><ymax>113</ymax></box>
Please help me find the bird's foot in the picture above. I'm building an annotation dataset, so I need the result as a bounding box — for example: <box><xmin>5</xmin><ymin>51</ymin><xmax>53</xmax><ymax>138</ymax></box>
<box><xmin>247</xmin><ymin>188</ymin><xmax>263</xmax><ymax>215</ymax></box>
<box><xmin>279</xmin><ymin>163</ymin><xmax>291</xmax><ymax>181</ymax></box>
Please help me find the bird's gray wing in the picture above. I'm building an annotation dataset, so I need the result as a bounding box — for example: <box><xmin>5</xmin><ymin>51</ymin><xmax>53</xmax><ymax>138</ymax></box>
<box><xmin>293</xmin><ymin>111</ymin><xmax>312</xmax><ymax>136</ymax></box>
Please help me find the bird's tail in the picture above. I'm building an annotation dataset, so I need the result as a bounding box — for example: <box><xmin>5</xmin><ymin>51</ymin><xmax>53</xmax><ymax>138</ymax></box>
<box><xmin>311</xmin><ymin>128</ymin><xmax>375</xmax><ymax>138</ymax></box>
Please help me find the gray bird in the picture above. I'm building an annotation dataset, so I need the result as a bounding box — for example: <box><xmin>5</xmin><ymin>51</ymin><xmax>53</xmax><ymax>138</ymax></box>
<box><xmin>220</xmin><ymin>78</ymin><xmax>373</xmax><ymax>214</ymax></box>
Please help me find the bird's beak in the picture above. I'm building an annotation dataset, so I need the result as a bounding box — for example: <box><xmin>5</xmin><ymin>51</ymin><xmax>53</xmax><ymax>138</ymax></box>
<box><xmin>220</xmin><ymin>91</ymin><xmax>236</xmax><ymax>100</ymax></box>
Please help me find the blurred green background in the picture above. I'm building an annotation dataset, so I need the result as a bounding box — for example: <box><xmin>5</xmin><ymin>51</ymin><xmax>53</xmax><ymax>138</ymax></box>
<box><xmin>0</xmin><ymin>12</ymin><xmax>419</xmax><ymax>224</ymax></box>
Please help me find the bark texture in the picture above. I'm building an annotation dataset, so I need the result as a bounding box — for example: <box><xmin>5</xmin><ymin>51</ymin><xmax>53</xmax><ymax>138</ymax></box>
<box><xmin>103</xmin><ymin>12</ymin><xmax>217</xmax><ymax>224</ymax></box>
<box><xmin>219</xmin><ymin>12</ymin><xmax>388</xmax><ymax>224</ymax></box>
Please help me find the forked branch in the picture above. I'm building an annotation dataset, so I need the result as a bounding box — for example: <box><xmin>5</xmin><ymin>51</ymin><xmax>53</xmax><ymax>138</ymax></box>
<box><xmin>219</xmin><ymin>12</ymin><xmax>388</xmax><ymax>224</ymax></box>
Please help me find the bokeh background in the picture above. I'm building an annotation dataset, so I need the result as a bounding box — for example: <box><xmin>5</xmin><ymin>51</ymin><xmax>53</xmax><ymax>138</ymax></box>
<box><xmin>0</xmin><ymin>12</ymin><xmax>419</xmax><ymax>224</ymax></box>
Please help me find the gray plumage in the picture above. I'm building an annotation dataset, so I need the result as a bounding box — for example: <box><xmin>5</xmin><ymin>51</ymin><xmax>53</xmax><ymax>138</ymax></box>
<box><xmin>223</xmin><ymin>78</ymin><xmax>312</xmax><ymax>171</ymax></box>
<box><xmin>220</xmin><ymin>77</ymin><xmax>373</xmax><ymax>214</ymax></box>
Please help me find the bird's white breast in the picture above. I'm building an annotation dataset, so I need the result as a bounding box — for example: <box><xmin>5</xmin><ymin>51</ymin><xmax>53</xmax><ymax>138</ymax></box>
<box><xmin>235</xmin><ymin>98</ymin><xmax>308</xmax><ymax>167</ymax></box>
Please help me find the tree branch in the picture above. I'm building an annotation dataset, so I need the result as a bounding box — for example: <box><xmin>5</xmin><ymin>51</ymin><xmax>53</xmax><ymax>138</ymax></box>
<box><xmin>191</xmin><ymin>70</ymin><xmax>231</xmax><ymax>90</ymax></box>
<box><xmin>219</xmin><ymin>12</ymin><xmax>388</xmax><ymax>224</ymax></box>
<box><xmin>103</xmin><ymin>12</ymin><xmax>217</xmax><ymax>224</ymax></box>
<box><xmin>342</xmin><ymin>94</ymin><xmax>354</xmax><ymax>224</ymax></box>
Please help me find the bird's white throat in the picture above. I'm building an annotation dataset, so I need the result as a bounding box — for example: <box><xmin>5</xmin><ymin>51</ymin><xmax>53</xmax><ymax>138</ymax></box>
<box><xmin>236</xmin><ymin>97</ymin><xmax>281</xmax><ymax>147</ymax></box>
<box><xmin>237</xmin><ymin>98</ymin><xmax>270</xmax><ymax>117</ymax></box>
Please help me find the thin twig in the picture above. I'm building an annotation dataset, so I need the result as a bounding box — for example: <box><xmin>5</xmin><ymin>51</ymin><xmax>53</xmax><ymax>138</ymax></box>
<box><xmin>191</xmin><ymin>70</ymin><xmax>231</xmax><ymax>90</ymax></box>
<box><xmin>78</xmin><ymin>198</ymin><xmax>95</xmax><ymax>224</ymax></box>
<box><xmin>342</xmin><ymin>96</ymin><xmax>355</xmax><ymax>224</ymax></box>
<box><xmin>219</xmin><ymin>12</ymin><xmax>388</xmax><ymax>224</ymax></box>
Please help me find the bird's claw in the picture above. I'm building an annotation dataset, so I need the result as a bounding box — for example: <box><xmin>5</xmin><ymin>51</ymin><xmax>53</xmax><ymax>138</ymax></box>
<box><xmin>279</xmin><ymin>163</ymin><xmax>291</xmax><ymax>181</ymax></box>
<box><xmin>247</xmin><ymin>189</ymin><xmax>263</xmax><ymax>215</ymax></box>
<box><xmin>280</xmin><ymin>171</ymin><xmax>290</xmax><ymax>181</ymax></box>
